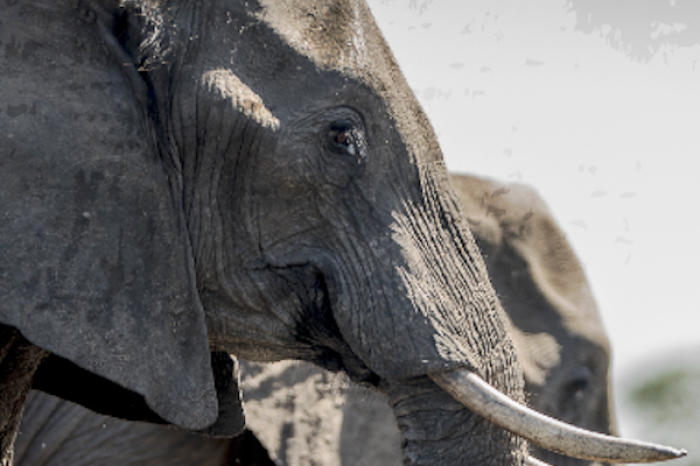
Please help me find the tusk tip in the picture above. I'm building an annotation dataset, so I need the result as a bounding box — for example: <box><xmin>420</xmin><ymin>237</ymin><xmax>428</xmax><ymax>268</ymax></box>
<box><xmin>664</xmin><ymin>447</ymin><xmax>687</xmax><ymax>460</ymax></box>
<box><xmin>639</xmin><ymin>445</ymin><xmax>687</xmax><ymax>463</ymax></box>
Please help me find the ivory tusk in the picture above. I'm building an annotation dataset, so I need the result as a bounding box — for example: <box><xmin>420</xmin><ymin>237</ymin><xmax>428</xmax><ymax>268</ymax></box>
<box><xmin>430</xmin><ymin>370</ymin><xmax>687</xmax><ymax>463</ymax></box>
<box><xmin>525</xmin><ymin>457</ymin><xmax>555</xmax><ymax>466</ymax></box>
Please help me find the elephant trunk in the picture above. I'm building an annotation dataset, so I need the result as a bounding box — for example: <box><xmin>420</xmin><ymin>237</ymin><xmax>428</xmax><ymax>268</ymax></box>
<box><xmin>430</xmin><ymin>369</ymin><xmax>687</xmax><ymax>464</ymax></box>
<box><xmin>387</xmin><ymin>376</ymin><xmax>526</xmax><ymax>466</ymax></box>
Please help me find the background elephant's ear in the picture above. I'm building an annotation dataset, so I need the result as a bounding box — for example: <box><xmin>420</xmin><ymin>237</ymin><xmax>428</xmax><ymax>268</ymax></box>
<box><xmin>450</xmin><ymin>174</ymin><xmax>607</xmax><ymax>340</ymax></box>
<box><xmin>0</xmin><ymin>4</ymin><xmax>218</xmax><ymax>431</ymax></box>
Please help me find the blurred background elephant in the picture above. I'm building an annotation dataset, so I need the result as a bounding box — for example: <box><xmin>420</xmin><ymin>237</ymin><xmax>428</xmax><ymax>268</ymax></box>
<box><xmin>15</xmin><ymin>174</ymin><xmax>616</xmax><ymax>466</ymax></box>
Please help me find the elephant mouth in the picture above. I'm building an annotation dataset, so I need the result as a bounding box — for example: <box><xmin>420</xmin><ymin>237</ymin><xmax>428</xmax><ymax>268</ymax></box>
<box><xmin>271</xmin><ymin>264</ymin><xmax>381</xmax><ymax>386</ymax></box>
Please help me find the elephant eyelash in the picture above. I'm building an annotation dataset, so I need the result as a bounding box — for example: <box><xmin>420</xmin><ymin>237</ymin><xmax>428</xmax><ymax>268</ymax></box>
<box><xmin>327</xmin><ymin>122</ymin><xmax>367</xmax><ymax>162</ymax></box>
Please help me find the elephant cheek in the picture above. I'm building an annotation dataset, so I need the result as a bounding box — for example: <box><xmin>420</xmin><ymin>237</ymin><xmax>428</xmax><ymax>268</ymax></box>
<box><xmin>329</xmin><ymin>233</ymin><xmax>518</xmax><ymax>387</ymax></box>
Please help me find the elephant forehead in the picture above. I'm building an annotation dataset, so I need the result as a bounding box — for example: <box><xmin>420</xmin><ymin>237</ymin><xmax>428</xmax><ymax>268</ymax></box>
<box><xmin>203</xmin><ymin>69</ymin><xmax>280</xmax><ymax>130</ymax></box>
<box><xmin>254</xmin><ymin>0</ymin><xmax>369</xmax><ymax>75</ymax></box>
<box><xmin>249</xmin><ymin>0</ymin><xmax>443</xmax><ymax>167</ymax></box>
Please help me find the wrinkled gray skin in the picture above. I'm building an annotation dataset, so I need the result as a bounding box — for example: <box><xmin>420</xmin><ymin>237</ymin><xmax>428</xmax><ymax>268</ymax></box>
<box><xmin>15</xmin><ymin>175</ymin><xmax>616</xmax><ymax>466</ymax></box>
<box><xmin>0</xmin><ymin>1</ymin><xmax>524</xmax><ymax>465</ymax></box>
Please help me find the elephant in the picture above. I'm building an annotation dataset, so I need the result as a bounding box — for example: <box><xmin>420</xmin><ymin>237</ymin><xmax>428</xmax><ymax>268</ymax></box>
<box><xmin>14</xmin><ymin>174</ymin><xmax>637</xmax><ymax>466</ymax></box>
<box><xmin>0</xmin><ymin>1</ymin><xmax>684</xmax><ymax>465</ymax></box>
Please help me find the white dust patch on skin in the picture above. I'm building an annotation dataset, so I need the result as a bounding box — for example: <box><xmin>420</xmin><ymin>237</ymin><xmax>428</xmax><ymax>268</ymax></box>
<box><xmin>253</xmin><ymin>0</ymin><xmax>369</xmax><ymax>77</ymax></box>
<box><xmin>203</xmin><ymin>69</ymin><xmax>280</xmax><ymax>130</ymax></box>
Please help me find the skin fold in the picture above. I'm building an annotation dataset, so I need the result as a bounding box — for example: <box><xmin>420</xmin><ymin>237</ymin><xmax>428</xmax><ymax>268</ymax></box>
<box><xmin>15</xmin><ymin>174</ymin><xmax>616</xmax><ymax>466</ymax></box>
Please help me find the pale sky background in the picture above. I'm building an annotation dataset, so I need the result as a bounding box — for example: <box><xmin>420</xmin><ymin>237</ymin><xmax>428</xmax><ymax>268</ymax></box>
<box><xmin>366</xmin><ymin>0</ymin><xmax>700</xmax><ymax>441</ymax></box>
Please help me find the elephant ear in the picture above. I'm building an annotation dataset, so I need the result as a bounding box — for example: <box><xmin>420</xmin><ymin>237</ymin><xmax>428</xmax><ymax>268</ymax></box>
<box><xmin>0</xmin><ymin>3</ymin><xmax>243</xmax><ymax>432</ymax></box>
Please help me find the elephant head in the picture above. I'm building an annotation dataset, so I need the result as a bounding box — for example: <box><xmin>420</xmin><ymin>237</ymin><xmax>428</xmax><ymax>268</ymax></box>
<box><xmin>0</xmin><ymin>1</ymin><xmax>684</xmax><ymax>465</ymax></box>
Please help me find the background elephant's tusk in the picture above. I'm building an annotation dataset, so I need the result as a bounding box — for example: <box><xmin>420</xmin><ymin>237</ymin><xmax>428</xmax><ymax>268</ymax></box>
<box><xmin>525</xmin><ymin>456</ymin><xmax>555</xmax><ymax>466</ymax></box>
<box><xmin>430</xmin><ymin>370</ymin><xmax>687</xmax><ymax>463</ymax></box>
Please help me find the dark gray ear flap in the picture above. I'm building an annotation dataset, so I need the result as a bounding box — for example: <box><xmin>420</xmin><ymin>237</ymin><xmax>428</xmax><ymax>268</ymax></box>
<box><xmin>0</xmin><ymin>3</ymin><xmax>220</xmax><ymax>431</ymax></box>
<box><xmin>0</xmin><ymin>150</ymin><xmax>218</xmax><ymax>430</ymax></box>
<box><xmin>32</xmin><ymin>352</ymin><xmax>246</xmax><ymax>437</ymax></box>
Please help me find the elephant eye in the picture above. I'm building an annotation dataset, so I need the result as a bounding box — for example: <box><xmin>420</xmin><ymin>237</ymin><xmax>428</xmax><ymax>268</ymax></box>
<box><xmin>567</xmin><ymin>373</ymin><xmax>590</xmax><ymax>400</ymax></box>
<box><xmin>327</xmin><ymin>121</ymin><xmax>366</xmax><ymax>161</ymax></box>
<box><xmin>558</xmin><ymin>366</ymin><xmax>592</xmax><ymax>418</ymax></box>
